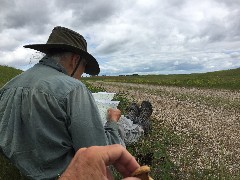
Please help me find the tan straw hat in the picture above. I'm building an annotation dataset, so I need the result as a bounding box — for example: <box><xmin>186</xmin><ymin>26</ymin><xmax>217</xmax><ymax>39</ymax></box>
<box><xmin>24</xmin><ymin>26</ymin><xmax>100</xmax><ymax>75</ymax></box>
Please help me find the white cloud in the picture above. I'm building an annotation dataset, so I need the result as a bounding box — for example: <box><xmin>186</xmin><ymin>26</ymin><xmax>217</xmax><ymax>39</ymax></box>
<box><xmin>0</xmin><ymin>46</ymin><xmax>42</xmax><ymax>69</ymax></box>
<box><xmin>0</xmin><ymin>0</ymin><xmax>240</xmax><ymax>75</ymax></box>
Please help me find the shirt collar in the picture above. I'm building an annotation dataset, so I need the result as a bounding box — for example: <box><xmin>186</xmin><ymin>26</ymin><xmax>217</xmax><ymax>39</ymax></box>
<box><xmin>39</xmin><ymin>56</ymin><xmax>68</xmax><ymax>75</ymax></box>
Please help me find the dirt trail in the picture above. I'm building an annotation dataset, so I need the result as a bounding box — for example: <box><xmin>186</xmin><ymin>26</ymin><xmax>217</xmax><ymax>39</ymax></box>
<box><xmin>89</xmin><ymin>81</ymin><xmax>240</xmax><ymax>173</ymax></box>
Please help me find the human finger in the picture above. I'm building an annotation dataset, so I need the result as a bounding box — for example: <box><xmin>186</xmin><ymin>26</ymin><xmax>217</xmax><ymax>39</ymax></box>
<box><xmin>97</xmin><ymin>144</ymin><xmax>140</xmax><ymax>177</ymax></box>
<box><xmin>107</xmin><ymin>108</ymin><xmax>121</xmax><ymax>122</ymax></box>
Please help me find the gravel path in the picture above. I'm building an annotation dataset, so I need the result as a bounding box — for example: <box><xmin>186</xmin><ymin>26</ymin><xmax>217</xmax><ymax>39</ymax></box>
<box><xmin>89</xmin><ymin>81</ymin><xmax>240</xmax><ymax>175</ymax></box>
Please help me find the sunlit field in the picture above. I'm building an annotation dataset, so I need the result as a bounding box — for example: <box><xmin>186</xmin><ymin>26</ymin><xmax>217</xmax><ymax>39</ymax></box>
<box><xmin>83</xmin><ymin>68</ymin><xmax>240</xmax><ymax>90</ymax></box>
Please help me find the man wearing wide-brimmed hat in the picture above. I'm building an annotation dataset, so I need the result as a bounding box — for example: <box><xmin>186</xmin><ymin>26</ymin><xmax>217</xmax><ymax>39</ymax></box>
<box><xmin>0</xmin><ymin>26</ymin><xmax>121</xmax><ymax>179</ymax></box>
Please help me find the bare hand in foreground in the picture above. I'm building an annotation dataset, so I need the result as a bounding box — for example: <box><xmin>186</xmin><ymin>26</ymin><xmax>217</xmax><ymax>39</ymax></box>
<box><xmin>107</xmin><ymin>108</ymin><xmax>121</xmax><ymax>122</ymax></box>
<box><xmin>59</xmin><ymin>144</ymin><xmax>140</xmax><ymax>180</ymax></box>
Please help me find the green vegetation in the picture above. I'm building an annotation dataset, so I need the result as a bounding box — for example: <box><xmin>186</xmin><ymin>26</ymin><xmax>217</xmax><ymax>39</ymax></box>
<box><xmin>86</xmin><ymin>82</ymin><xmax>240</xmax><ymax>179</ymax></box>
<box><xmin>0</xmin><ymin>65</ymin><xmax>23</xmax><ymax>88</ymax></box>
<box><xmin>0</xmin><ymin>154</ymin><xmax>26</xmax><ymax>179</ymax></box>
<box><xmin>1</xmin><ymin>65</ymin><xmax>239</xmax><ymax>179</ymax></box>
<box><xmin>83</xmin><ymin>68</ymin><xmax>240</xmax><ymax>90</ymax></box>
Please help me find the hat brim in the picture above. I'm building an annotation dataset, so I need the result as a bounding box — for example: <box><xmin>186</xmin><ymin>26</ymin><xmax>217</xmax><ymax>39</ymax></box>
<box><xmin>24</xmin><ymin>43</ymin><xmax>100</xmax><ymax>75</ymax></box>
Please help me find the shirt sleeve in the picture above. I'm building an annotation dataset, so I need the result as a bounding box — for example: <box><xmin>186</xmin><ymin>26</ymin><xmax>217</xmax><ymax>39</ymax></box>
<box><xmin>104</xmin><ymin>121</ymin><xmax>120</xmax><ymax>145</ymax></box>
<box><xmin>66</xmin><ymin>84</ymin><xmax>120</xmax><ymax>151</ymax></box>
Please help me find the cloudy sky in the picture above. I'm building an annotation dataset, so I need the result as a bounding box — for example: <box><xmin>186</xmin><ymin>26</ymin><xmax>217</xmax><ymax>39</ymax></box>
<box><xmin>0</xmin><ymin>0</ymin><xmax>240</xmax><ymax>76</ymax></box>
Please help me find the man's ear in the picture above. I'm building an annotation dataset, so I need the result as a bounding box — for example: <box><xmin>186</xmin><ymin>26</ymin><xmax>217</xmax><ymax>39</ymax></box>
<box><xmin>69</xmin><ymin>54</ymin><xmax>79</xmax><ymax>68</ymax></box>
<box><xmin>72</xmin><ymin>54</ymin><xmax>81</xmax><ymax>67</ymax></box>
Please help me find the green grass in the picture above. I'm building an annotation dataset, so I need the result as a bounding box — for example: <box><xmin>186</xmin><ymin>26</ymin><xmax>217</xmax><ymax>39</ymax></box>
<box><xmin>0</xmin><ymin>154</ymin><xmax>26</xmax><ymax>180</ymax></box>
<box><xmin>1</xmin><ymin>65</ymin><xmax>240</xmax><ymax>179</ymax></box>
<box><xmin>83</xmin><ymin>68</ymin><xmax>240</xmax><ymax>90</ymax></box>
<box><xmin>0</xmin><ymin>65</ymin><xmax>23</xmax><ymax>88</ymax></box>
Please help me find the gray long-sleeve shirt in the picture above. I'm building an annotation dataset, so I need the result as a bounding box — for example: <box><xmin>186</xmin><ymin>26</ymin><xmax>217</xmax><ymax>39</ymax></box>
<box><xmin>0</xmin><ymin>56</ymin><xmax>120</xmax><ymax>179</ymax></box>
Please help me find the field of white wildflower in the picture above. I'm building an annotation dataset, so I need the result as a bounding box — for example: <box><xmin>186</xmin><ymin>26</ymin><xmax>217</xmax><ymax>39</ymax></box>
<box><xmin>89</xmin><ymin>81</ymin><xmax>240</xmax><ymax>179</ymax></box>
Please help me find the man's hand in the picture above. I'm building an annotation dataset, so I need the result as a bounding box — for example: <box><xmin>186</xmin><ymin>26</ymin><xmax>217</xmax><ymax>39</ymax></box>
<box><xmin>59</xmin><ymin>144</ymin><xmax>140</xmax><ymax>180</ymax></box>
<box><xmin>107</xmin><ymin>108</ymin><xmax>121</xmax><ymax>122</ymax></box>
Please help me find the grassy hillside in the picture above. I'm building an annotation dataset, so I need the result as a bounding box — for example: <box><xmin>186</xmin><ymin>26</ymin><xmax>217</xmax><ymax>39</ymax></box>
<box><xmin>0</xmin><ymin>65</ymin><xmax>23</xmax><ymax>88</ymax></box>
<box><xmin>83</xmin><ymin>68</ymin><xmax>240</xmax><ymax>90</ymax></box>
